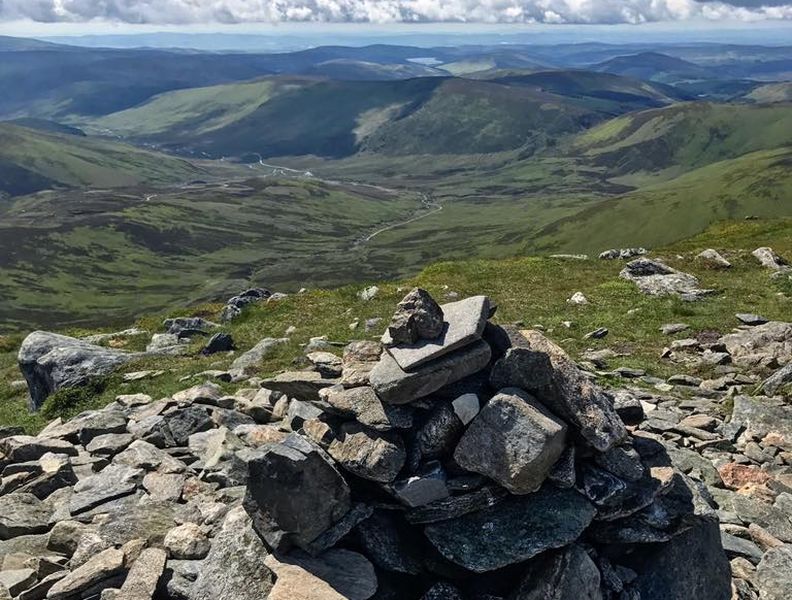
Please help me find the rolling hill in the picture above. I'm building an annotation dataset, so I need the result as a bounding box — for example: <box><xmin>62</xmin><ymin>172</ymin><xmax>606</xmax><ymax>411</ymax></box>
<box><xmin>569</xmin><ymin>102</ymin><xmax>792</xmax><ymax>179</ymax></box>
<box><xmin>0</xmin><ymin>178</ymin><xmax>424</xmax><ymax>329</ymax></box>
<box><xmin>593</xmin><ymin>52</ymin><xmax>710</xmax><ymax>84</ymax></box>
<box><xmin>744</xmin><ymin>82</ymin><xmax>792</xmax><ymax>104</ymax></box>
<box><xmin>91</xmin><ymin>72</ymin><xmax>686</xmax><ymax>159</ymax></box>
<box><xmin>0</xmin><ymin>123</ymin><xmax>207</xmax><ymax>196</ymax></box>
<box><xmin>529</xmin><ymin>146</ymin><xmax>792</xmax><ymax>253</ymax></box>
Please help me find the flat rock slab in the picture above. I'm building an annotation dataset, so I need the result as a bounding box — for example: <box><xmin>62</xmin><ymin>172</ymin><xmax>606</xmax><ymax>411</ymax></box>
<box><xmin>384</xmin><ymin>296</ymin><xmax>490</xmax><ymax>371</ymax></box>
<box><xmin>47</xmin><ymin>547</ymin><xmax>125</xmax><ymax>600</ymax></box>
<box><xmin>189</xmin><ymin>507</ymin><xmax>275</xmax><ymax>600</ymax></box>
<box><xmin>423</xmin><ymin>486</ymin><xmax>595</xmax><ymax>572</ymax></box>
<box><xmin>725</xmin><ymin>395</ymin><xmax>792</xmax><ymax>451</ymax></box>
<box><xmin>117</xmin><ymin>548</ymin><xmax>167</xmax><ymax>600</ymax></box>
<box><xmin>619</xmin><ymin>259</ymin><xmax>714</xmax><ymax>299</ymax></box>
<box><xmin>370</xmin><ymin>340</ymin><xmax>491</xmax><ymax>405</ymax></box>
<box><xmin>0</xmin><ymin>493</ymin><xmax>52</xmax><ymax>540</ymax></box>
<box><xmin>755</xmin><ymin>546</ymin><xmax>792</xmax><ymax>600</ymax></box>
<box><xmin>260</xmin><ymin>372</ymin><xmax>339</xmax><ymax>402</ymax></box>
<box><xmin>69</xmin><ymin>465</ymin><xmax>143</xmax><ymax>516</ymax></box>
<box><xmin>265</xmin><ymin>549</ymin><xmax>377</xmax><ymax>600</ymax></box>
<box><xmin>721</xmin><ymin>321</ymin><xmax>792</xmax><ymax>368</ymax></box>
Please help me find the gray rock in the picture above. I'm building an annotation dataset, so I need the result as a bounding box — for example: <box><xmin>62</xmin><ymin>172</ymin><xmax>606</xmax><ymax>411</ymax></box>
<box><xmin>85</xmin><ymin>434</ymin><xmax>133</xmax><ymax>456</ymax></box>
<box><xmin>620</xmin><ymin>258</ymin><xmax>714</xmax><ymax>298</ymax></box>
<box><xmin>0</xmin><ymin>569</ymin><xmax>37</xmax><ymax>597</ymax></box>
<box><xmin>18</xmin><ymin>332</ymin><xmax>134</xmax><ymax>410</ymax></box>
<box><xmin>163</xmin><ymin>317</ymin><xmax>218</xmax><ymax>336</ymax></box>
<box><xmin>306</xmin><ymin>352</ymin><xmax>343</xmax><ymax>378</ymax></box>
<box><xmin>720</xmin><ymin>532</ymin><xmax>764</xmax><ymax>562</ymax></box>
<box><xmin>384</xmin><ymin>296</ymin><xmax>489</xmax><ymax>371</ymax></box>
<box><xmin>752</xmin><ymin>247</ymin><xmax>790</xmax><ymax>271</ymax></box>
<box><xmin>423</xmin><ymin>486</ymin><xmax>595</xmax><ymax>572</ymax></box>
<box><xmin>229</xmin><ymin>338</ymin><xmax>289</xmax><ymax>378</ymax></box>
<box><xmin>489</xmin><ymin>347</ymin><xmax>554</xmax><ymax>392</ymax></box>
<box><xmin>355</xmin><ymin>511</ymin><xmax>423</xmax><ymax>575</ymax></box>
<box><xmin>190</xmin><ymin>507</ymin><xmax>275</xmax><ymax>600</ymax></box>
<box><xmin>405</xmin><ymin>486</ymin><xmax>508</xmax><ymax>524</ymax></box>
<box><xmin>164</xmin><ymin>523</ymin><xmax>209</xmax><ymax>560</ymax></box>
<box><xmin>511</xmin><ymin>544</ymin><xmax>602</xmax><ymax>600</ymax></box>
<box><xmin>392</xmin><ymin>462</ymin><xmax>449</xmax><ymax>508</ymax></box>
<box><xmin>0</xmin><ymin>494</ymin><xmax>51</xmax><ymax>539</ymax></box>
<box><xmin>146</xmin><ymin>333</ymin><xmax>189</xmax><ymax>355</ymax></box>
<box><xmin>69</xmin><ymin>465</ymin><xmax>143</xmax><ymax>516</ymax></box>
<box><xmin>328</xmin><ymin>423</ymin><xmax>405</xmax><ymax>484</ymax></box>
<box><xmin>595</xmin><ymin>444</ymin><xmax>645</xmax><ymax>482</ymax></box>
<box><xmin>320</xmin><ymin>386</ymin><xmax>411</xmax><ymax>431</ymax></box>
<box><xmin>385</xmin><ymin>288</ymin><xmax>445</xmax><ymax>346</ymax></box>
<box><xmin>599</xmin><ymin>247</ymin><xmax>647</xmax><ymax>260</ymax></box>
<box><xmin>725</xmin><ymin>396</ymin><xmax>792</xmax><ymax>451</ymax></box>
<box><xmin>0</xmin><ymin>436</ymin><xmax>78</xmax><ymax>462</ymax></box>
<box><xmin>755</xmin><ymin>546</ymin><xmax>792</xmax><ymax>600</ymax></box>
<box><xmin>264</xmin><ymin>548</ymin><xmax>377</xmax><ymax>600</ymax></box>
<box><xmin>260</xmin><ymin>371</ymin><xmax>338</xmax><ymax>402</ymax></box>
<box><xmin>451</xmin><ymin>393</ymin><xmax>479</xmax><ymax>425</ymax></box>
<box><xmin>661</xmin><ymin>323</ymin><xmax>690</xmax><ymax>335</ymax></box>
<box><xmin>370</xmin><ymin>340</ymin><xmax>491</xmax><ymax>405</ymax></box>
<box><xmin>117</xmin><ymin>547</ymin><xmax>166</xmax><ymax>599</ymax></box>
<box><xmin>721</xmin><ymin>322</ymin><xmax>792</xmax><ymax>368</ymax></box>
<box><xmin>500</xmin><ymin>330</ymin><xmax>627</xmax><ymax>452</ymax></box>
<box><xmin>454</xmin><ymin>389</ymin><xmax>567</xmax><ymax>495</ymax></box>
<box><xmin>40</xmin><ymin>409</ymin><xmax>128</xmax><ymax>445</ymax></box>
<box><xmin>624</xmin><ymin>519</ymin><xmax>731</xmax><ymax>600</ymax></box>
<box><xmin>245</xmin><ymin>435</ymin><xmax>351</xmax><ymax>550</ymax></box>
<box><xmin>201</xmin><ymin>333</ymin><xmax>236</xmax><ymax>356</ymax></box>
<box><xmin>761</xmin><ymin>363</ymin><xmax>792</xmax><ymax>395</ymax></box>
<box><xmin>696</xmin><ymin>249</ymin><xmax>731</xmax><ymax>269</ymax></box>
<box><xmin>736</xmin><ymin>313</ymin><xmax>769</xmax><ymax>326</ymax></box>
<box><xmin>416</xmin><ymin>402</ymin><xmax>463</xmax><ymax>460</ymax></box>
<box><xmin>47</xmin><ymin>547</ymin><xmax>125</xmax><ymax>600</ymax></box>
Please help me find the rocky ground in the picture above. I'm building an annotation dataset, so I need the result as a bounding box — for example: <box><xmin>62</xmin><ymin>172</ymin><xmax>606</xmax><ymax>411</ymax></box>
<box><xmin>0</xmin><ymin>239</ymin><xmax>791</xmax><ymax>599</ymax></box>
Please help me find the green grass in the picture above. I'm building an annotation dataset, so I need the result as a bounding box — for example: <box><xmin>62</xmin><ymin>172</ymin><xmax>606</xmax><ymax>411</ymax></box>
<box><xmin>84</xmin><ymin>73</ymin><xmax>683</xmax><ymax>160</ymax></box>
<box><xmin>1</xmin><ymin>217</ymin><xmax>789</xmax><ymax>433</ymax></box>
<box><xmin>0</xmin><ymin>123</ymin><xmax>208</xmax><ymax>196</ymax></box>
<box><xmin>571</xmin><ymin>102</ymin><xmax>792</xmax><ymax>178</ymax></box>
<box><xmin>0</xmin><ymin>176</ymin><xmax>424</xmax><ymax>330</ymax></box>
<box><xmin>529</xmin><ymin>147</ymin><xmax>792</xmax><ymax>254</ymax></box>
<box><xmin>91</xmin><ymin>79</ymin><xmax>286</xmax><ymax>138</ymax></box>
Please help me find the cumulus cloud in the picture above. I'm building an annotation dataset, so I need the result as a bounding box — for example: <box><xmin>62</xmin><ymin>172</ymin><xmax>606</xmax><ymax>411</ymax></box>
<box><xmin>0</xmin><ymin>0</ymin><xmax>790</xmax><ymax>24</ymax></box>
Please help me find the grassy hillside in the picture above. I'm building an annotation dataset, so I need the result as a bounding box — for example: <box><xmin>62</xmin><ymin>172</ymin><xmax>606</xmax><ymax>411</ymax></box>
<box><xmin>529</xmin><ymin>147</ymin><xmax>792</xmax><ymax>253</ymax></box>
<box><xmin>593</xmin><ymin>52</ymin><xmax>710</xmax><ymax>84</ymax></box>
<box><xmin>92</xmin><ymin>79</ymin><xmax>296</xmax><ymax>139</ymax></box>
<box><xmin>745</xmin><ymin>82</ymin><xmax>792</xmax><ymax>104</ymax></box>
<box><xmin>0</xmin><ymin>177</ymin><xmax>424</xmax><ymax>330</ymax></box>
<box><xmin>570</xmin><ymin>102</ymin><xmax>792</xmax><ymax>179</ymax></box>
<box><xmin>91</xmin><ymin>72</ymin><xmax>683</xmax><ymax>159</ymax></box>
<box><xmin>0</xmin><ymin>123</ymin><xmax>207</xmax><ymax>196</ymax></box>
<box><xmin>1</xmin><ymin>217</ymin><xmax>789</xmax><ymax>433</ymax></box>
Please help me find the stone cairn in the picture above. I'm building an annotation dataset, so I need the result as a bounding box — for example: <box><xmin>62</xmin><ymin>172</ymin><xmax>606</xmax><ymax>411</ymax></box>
<box><xmin>0</xmin><ymin>289</ymin><xmax>734</xmax><ymax>600</ymax></box>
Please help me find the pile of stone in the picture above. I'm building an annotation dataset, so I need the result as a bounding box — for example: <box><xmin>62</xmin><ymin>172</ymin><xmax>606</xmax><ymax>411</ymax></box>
<box><xmin>619</xmin><ymin>258</ymin><xmax>715</xmax><ymax>300</ymax></box>
<box><xmin>1</xmin><ymin>289</ymin><xmax>770</xmax><ymax>600</ymax></box>
<box><xmin>599</xmin><ymin>247</ymin><xmax>647</xmax><ymax>260</ymax></box>
<box><xmin>220</xmin><ymin>288</ymin><xmax>279</xmax><ymax>322</ymax></box>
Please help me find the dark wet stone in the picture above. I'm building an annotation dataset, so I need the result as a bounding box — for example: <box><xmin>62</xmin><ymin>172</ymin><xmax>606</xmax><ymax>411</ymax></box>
<box><xmin>423</xmin><ymin>486</ymin><xmax>596</xmax><ymax>572</ymax></box>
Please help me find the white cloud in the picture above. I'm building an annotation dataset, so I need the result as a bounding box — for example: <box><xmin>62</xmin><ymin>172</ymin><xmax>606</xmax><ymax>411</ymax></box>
<box><xmin>0</xmin><ymin>0</ymin><xmax>790</xmax><ymax>24</ymax></box>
